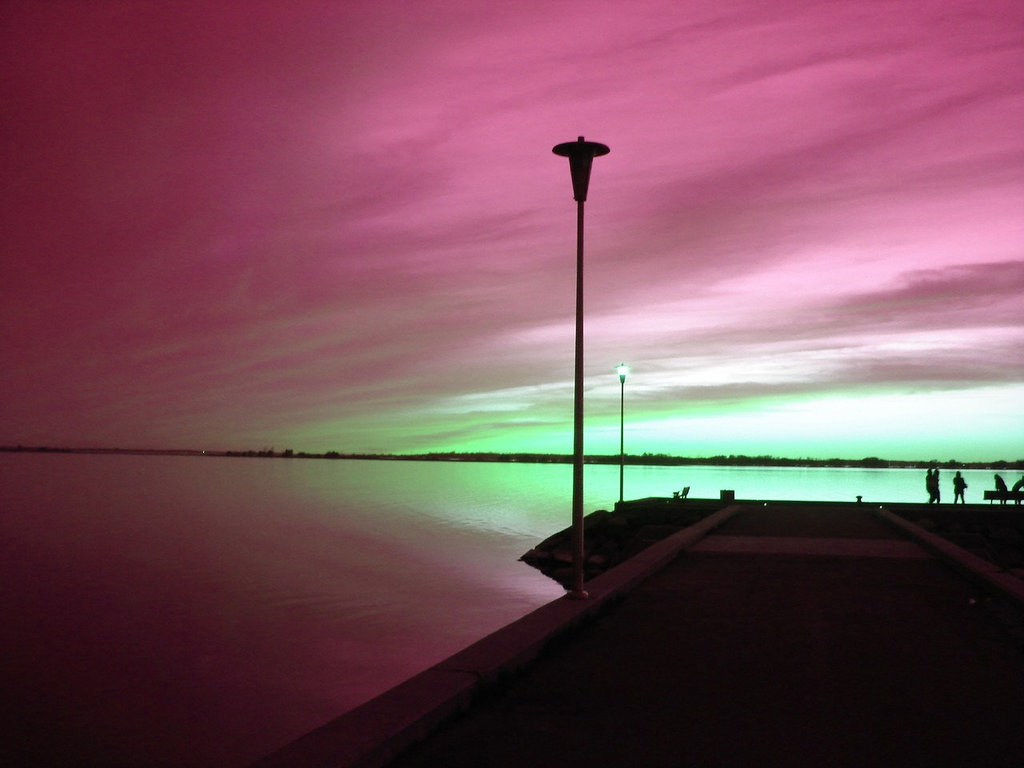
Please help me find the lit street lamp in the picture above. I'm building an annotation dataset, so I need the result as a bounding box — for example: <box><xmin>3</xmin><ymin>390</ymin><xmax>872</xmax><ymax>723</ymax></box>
<box><xmin>552</xmin><ymin>136</ymin><xmax>610</xmax><ymax>600</ymax></box>
<box><xmin>616</xmin><ymin>363</ymin><xmax>629</xmax><ymax>505</ymax></box>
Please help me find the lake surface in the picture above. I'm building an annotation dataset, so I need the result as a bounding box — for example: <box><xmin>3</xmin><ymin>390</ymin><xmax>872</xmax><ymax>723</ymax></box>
<box><xmin>0</xmin><ymin>454</ymin><xmax>996</xmax><ymax>766</ymax></box>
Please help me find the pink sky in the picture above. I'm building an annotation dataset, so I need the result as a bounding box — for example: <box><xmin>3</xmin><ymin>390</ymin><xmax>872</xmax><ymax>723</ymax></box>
<box><xmin>3</xmin><ymin>0</ymin><xmax>1022</xmax><ymax>460</ymax></box>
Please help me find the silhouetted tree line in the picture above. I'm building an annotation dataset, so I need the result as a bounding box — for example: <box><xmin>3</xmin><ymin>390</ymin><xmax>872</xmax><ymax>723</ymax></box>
<box><xmin>2</xmin><ymin>445</ymin><xmax>1020</xmax><ymax>470</ymax></box>
<box><xmin>384</xmin><ymin>452</ymin><xmax>1022</xmax><ymax>470</ymax></box>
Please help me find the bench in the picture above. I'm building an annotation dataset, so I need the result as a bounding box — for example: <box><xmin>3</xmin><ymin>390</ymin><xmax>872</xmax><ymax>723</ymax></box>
<box><xmin>983</xmin><ymin>490</ymin><xmax>1024</xmax><ymax>504</ymax></box>
<box><xmin>672</xmin><ymin>486</ymin><xmax>690</xmax><ymax>499</ymax></box>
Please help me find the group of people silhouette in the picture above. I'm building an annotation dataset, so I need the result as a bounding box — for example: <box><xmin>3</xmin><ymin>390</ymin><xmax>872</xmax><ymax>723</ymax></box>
<box><xmin>994</xmin><ymin>473</ymin><xmax>1024</xmax><ymax>505</ymax></box>
<box><xmin>925</xmin><ymin>468</ymin><xmax>962</xmax><ymax>504</ymax></box>
<box><xmin>929</xmin><ymin>469</ymin><xmax>1024</xmax><ymax>504</ymax></box>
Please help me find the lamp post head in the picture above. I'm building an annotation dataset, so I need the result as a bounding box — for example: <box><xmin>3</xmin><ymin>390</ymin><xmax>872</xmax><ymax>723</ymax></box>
<box><xmin>616</xmin><ymin>363</ymin><xmax>629</xmax><ymax>383</ymax></box>
<box><xmin>552</xmin><ymin>136</ymin><xmax>610</xmax><ymax>202</ymax></box>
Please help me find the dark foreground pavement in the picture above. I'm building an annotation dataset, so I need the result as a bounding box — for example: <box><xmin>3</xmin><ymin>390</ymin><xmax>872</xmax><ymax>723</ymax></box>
<box><xmin>255</xmin><ymin>503</ymin><xmax>1024</xmax><ymax>768</ymax></box>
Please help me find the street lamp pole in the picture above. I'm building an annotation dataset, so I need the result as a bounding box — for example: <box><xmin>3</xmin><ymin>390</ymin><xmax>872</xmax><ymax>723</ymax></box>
<box><xmin>616</xmin><ymin>363</ymin><xmax>629</xmax><ymax>505</ymax></box>
<box><xmin>553</xmin><ymin>136</ymin><xmax>609</xmax><ymax>600</ymax></box>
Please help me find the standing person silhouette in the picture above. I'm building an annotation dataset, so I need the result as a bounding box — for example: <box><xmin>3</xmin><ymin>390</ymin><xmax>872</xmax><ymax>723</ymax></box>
<box><xmin>952</xmin><ymin>471</ymin><xmax>967</xmax><ymax>504</ymax></box>
<box><xmin>926</xmin><ymin>468</ymin><xmax>939</xmax><ymax>504</ymax></box>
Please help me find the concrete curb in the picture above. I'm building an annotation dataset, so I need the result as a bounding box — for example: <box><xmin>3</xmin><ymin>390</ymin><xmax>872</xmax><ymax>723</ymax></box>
<box><xmin>249</xmin><ymin>504</ymin><xmax>741</xmax><ymax>768</ymax></box>
<box><xmin>874</xmin><ymin>506</ymin><xmax>1024</xmax><ymax>607</ymax></box>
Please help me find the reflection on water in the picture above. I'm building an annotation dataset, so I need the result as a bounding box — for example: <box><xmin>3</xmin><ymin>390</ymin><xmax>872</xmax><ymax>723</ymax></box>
<box><xmin>1</xmin><ymin>455</ymin><xmax>569</xmax><ymax>767</ymax></box>
<box><xmin>0</xmin><ymin>454</ymin><xmax>992</xmax><ymax>766</ymax></box>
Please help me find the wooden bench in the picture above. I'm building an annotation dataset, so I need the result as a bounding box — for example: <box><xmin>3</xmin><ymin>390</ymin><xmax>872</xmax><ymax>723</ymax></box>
<box><xmin>672</xmin><ymin>486</ymin><xmax>690</xmax><ymax>499</ymax></box>
<box><xmin>983</xmin><ymin>490</ymin><xmax>1024</xmax><ymax>504</ymax></box>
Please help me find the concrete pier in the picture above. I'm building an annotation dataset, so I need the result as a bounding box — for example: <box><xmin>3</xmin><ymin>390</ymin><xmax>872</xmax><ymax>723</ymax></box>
<box><xmin>251</xmin><ymin>501</ymin><xmax>1024</xmax><ymax>768</ymax></box>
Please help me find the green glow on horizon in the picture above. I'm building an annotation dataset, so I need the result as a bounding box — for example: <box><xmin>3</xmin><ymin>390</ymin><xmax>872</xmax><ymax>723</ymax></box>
<box><xmin>280</xmin><ymin>382</ymin><xmax>1023</xmax><ymax>463</ymax></box>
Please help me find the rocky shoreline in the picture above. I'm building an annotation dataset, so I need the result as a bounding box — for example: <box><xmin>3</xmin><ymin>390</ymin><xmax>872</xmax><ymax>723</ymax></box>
<box><xmin>521</xmin><ymin>498</ymin><xmax>1024</xmax><ymax>588</ymax></box>
<box><xmin>520</xmin><ymin>497</ymin><xmax>726</xmax><ymax>588</ymax></box>
<box><xmin>885</xmin><ymin>502</ymin><xmax>1024</xmax><ymax>572</ymax></box>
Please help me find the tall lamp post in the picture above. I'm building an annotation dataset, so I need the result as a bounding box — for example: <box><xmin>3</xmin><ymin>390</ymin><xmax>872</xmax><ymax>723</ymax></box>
<box><xmin>616</xmin><ymin>363</ymin><xmax>629</xmax><ymax>505</ymax></box>
<box><xmin>553</xmin><ymin>136</ymin><xmax>610</xmax><ymax>600</ymax></box>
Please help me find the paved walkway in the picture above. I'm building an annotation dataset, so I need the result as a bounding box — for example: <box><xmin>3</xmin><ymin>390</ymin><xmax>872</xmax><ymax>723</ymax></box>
<box><xmin>388</xmin><ymin>504</ymin><xmax>1024</xmax><ymax>768</ymax></box>
<box><xmin>254</xmin><ymin>503</ymin><xmax>1024</xmax><ymax>768</ymax></box>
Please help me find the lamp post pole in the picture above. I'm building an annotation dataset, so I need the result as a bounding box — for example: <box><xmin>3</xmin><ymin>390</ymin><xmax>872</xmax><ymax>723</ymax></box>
<box><xmin>553</xmin><ymin>136</ymin><xmax>609</xmax><ymax>600</ymax></box>
<box><xmin>616</xmin><ymin>363</ymin><xmax>629</xmax><ymax>505</ymax></box>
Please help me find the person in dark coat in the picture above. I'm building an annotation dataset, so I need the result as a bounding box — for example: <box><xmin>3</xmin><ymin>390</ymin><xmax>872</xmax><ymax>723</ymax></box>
<box><xmin>926</xmin><ymin>468</ymin><xmax>939</xmax><ymax>504</ymax></box>
<box><xmin>1011</xmin><ymin>475</ymin><xmax>1024</xmax><ymax>505</ymax></box>
<box><xmin>995</xmin><ymin>474</ymin><xmax>1008</xmax><ymax>505</ymax></box>
<box><xmin>952</xmin><ymin>471</ymin><xmax>967</xmax><ymax>504</ymax></box>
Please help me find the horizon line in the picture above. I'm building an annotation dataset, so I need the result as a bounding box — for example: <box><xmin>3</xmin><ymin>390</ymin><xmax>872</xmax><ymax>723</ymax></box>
<box><xmin>2</xmin><ymin>445</ymin><xmax>1021</xmax><ymax>469</ymax></box>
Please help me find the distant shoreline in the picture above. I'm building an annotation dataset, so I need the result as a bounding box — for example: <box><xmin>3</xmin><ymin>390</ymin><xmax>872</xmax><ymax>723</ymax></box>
<box><xmin>2</xmin><ymin>445</ymin><xmax>1021</xmax><ymax>470</ymax></box>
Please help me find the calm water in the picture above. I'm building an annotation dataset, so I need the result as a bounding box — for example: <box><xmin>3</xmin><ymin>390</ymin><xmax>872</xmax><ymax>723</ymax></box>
<box><xmin>0</xmin><ymin>454</ymin><xmax>993</xmax><ymax>766</ymax></box>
